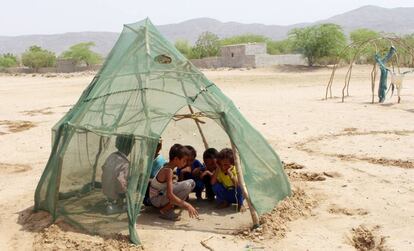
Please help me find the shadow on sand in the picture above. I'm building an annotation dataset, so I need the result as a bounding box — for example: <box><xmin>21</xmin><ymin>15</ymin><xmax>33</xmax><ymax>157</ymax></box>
<box><xmin>271</xmin><ymin>65</ymin><xmax>327</xmax><ymax>73</ymax></box>
<box><xmin>16</xmin><ymin>196</ymin><xmax>250</xmax><ymax>239</ymax></box>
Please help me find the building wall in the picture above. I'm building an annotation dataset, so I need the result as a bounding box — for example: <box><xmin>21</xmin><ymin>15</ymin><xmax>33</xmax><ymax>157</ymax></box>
<box><xmin>191</xmin><ymin>54</ymin><xmax>305</xmax><ymax>69</ymax></box>
<box><xmin>75</xmin><ymin>65</ymin><xmax>102</xmax><ymax>72</ymax></box>
<box><xmin>56</xmin><ymin>59</ymin><xmax>77</xmax><ymax>73</ymax></box>
<box><xmin>191</xmin><ymin>57</ymin><xmax>222</xmax><ymax>68</ymax></box>
<box><xmin>37</xmin><ymin>67</ymin><xmax>57</xmax><ymax>73</ymax></box>
<box><xmin>220</xmin><ymin>45</ymin><xmax>246</xmax><ymax>58</ymax></box>
<box><xmin>255</xmin><ymin>54</ymin><xmax>307</xmax><ymax>67</ymax></box>
<box><xmin>1</xmin><ymin>67</ymin><xmax>32</xmax><ymax>74</ymax></box>
<box><xmin>191</xmin><ymin>55</ymin><xmax>256</xmax><ymax>69</ymax></box>
<box><xmin>244</xmin><ymin>43</ymin><xmax>266</xmax><ymax>55</ymax></box>
<box><xmin>220</xmin><ymin>43</ymin><xmax>267</xmax><ymax>57</ymax></box>
<box><xmin>1</xmin><ymin>65</ymin><xmax>102</xmax><ymax>74</ymax></box>
<box><xmin>220</xmin><ymin>55</ymin><xmax>256</xmax><ymax>68</ymax></box>
<box><xmin>192</xmin><ymin>43</ymin><xmax>305</xmax><ymax>68</ymax></box>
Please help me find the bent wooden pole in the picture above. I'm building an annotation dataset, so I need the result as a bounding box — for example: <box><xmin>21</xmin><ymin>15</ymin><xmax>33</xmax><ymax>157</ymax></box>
<box><xmin>231</xmin><ymin>143</ymin><xmax>260</xmax><ymax>228</ymax></box>
<box><xmin>371</xmin><ymin>63</ymin><xmax>377</xmax><ymax>104</ymax></box>
<box><xmin>179</xmin><ymin>79</ymin><xmax>209</xmax><ymax>150</ymax></box>
<box><xmin>187</xmin><ymin>105</ymin><xmax>209</xmax><ymax>150</ymax></box>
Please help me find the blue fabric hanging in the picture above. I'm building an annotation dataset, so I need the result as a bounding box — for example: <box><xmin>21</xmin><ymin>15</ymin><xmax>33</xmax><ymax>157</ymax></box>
<box><xmin>375</xmin><ymin>46</ymin><xmax>396</xmax><ymax>103</ymax></box>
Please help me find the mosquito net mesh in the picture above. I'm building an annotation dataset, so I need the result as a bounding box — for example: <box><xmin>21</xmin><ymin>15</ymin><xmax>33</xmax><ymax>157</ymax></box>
<box><xmin>34</xmin><ymin>18</ymin><xmax>291</xmax><ymax>244</ymax></box>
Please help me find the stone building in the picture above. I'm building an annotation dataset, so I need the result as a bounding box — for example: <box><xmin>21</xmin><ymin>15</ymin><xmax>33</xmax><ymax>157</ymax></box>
<box><xmin>191</xmin><ymin>43</ymin><xmax>306</xmax><ymax>68</ymax></box>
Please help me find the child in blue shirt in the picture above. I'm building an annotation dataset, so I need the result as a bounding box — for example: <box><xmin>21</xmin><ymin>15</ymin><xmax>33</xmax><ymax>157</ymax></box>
<box><xmin>177</xmin><ymin>145</ymin><xmax>205</xmax><ymax>200</ymax></box>
<box><xmin>150</xmin><ymin>139</ymin><xmax>166</xmax><ymax>179</ymax></box>
<box><xmin>200</xmin><ymin>148</ymin><xmax>219</xmax><ymax>201</ymax></box>
<box><xmin>143</xmin><ymin>139</ymin><xmax>166</xmax><ymax>206</ymax></box>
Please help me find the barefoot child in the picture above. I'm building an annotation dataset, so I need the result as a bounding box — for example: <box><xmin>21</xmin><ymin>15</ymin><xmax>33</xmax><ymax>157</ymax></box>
<box><xmin>176</xmin><ymin>145</ymin><xmax>205</xmax><ymax>200</ymax></box>
<box><xmin>149</xmin><ymin>144</ymin><xmax>199</xmax><ymax>220</ymax></box>
<box><xmin>143</xmin><ymin>139</ymin><xmax>166</xmax><ymax>206</ymax></box>
<box><xmin>149</xmin><ymin>139</ymin><xmax>166</xmax><ymax>179</ymax></box>
<box><xmin>211</xmin><ymin>148</ymin><xmax>244</xmax><ymax>211</ymax></box>
<box><xmin>200</xmin><ymin>148</ymin><xmax>219</xmax><ymax>201</ymax></box>
<box><xmin>101</xmin><ymin>135</ymin><xmax>134</xmax><ymax>214</ymax></box>
<box><xmin>185</xmin><ymin>145</ymin><xmax>205</xmax><ymax>200</ymax></box>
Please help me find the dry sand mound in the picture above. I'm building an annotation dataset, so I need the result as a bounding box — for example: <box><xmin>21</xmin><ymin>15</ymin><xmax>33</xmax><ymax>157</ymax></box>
<box><xmin>0</xmin><ymin>162</ymin><xmax>32</xmax><ymax>174</ymax></box>
<box><xmin>347</xmin><ymin>225</ymin><xmax>389</xmax><ymax>251</ymax></box>
<box><xmin>322</xmin><ymin>171</ymin><xmax>342</xmax><ymax>178</ymax></box>
<box><xmin>361</xmin><ymin>157</ymin><xmax>414</xmax><ymax>169</ymax></box>
<box><xmin>238</xmin><ymin>188</ymin><xmax>317</xmax><ymax>241</ymax></box>
<box><xmin>283</xmin><ymin>162</ymin><xmax>340</xmax><ymax>182</ymax></box>
<box><xmin>21</xmin><ymin>107</ymin><xmax>54</xmax><ymax>116</ymax></box>
<box><xmin>34</xmin><ymin>224</ymin><xmax>142</xmax><ymax>251</ymax></box>
<box><xmin>283</xmin><ymin>162</ymin><xmax>305</xmax><ymax>170</ymax></box>
<box><xmin>18</xmin><ymin>208</ymin><xmax>52</xmax><ymax>231</ymax></box>
<box><xmin>328</xmin><ymin>204</ymin><xmax>368</xmax><ymax>216</ymax></box>
<box><xmin>18</xmin><ymin>208</ymin><xmax>142</xmax><ymax>251</ymax></box>
<box><xmin>0</xmin><ymin>120</ymin><xmax>37</xmax><ymax>133</ymax></box>
<box><xmin>287</xmin><ymin>171</ymin><xmax>327</xmax><ymax>181</ymax></box>
<box><xmin>343</xmin><ymin>128</ymin><xmax>358</xmax><ymax>132</ymax></box>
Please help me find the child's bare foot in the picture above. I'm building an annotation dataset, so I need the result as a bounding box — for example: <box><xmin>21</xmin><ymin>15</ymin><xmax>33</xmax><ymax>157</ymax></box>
<box><xmin>160</xmin><ymin>203</ymin><xmax>174</xmax><ymax>214</ymax></box>
<box><xmin>237</xmin><ymin>204</ymin><xmax>246</xmax><ymax>212</ymax></box>
<box><xmin>207</xmin><ymin>196</ymin><xmax>215</xmax><ymax>202</ymax></box>
<box><xmin>216</xmin><ymin>201</ymin><xmax>230</xmax><ymax>209</ymax></box>
<box><xmin>159</xmin><ymin>210</ymin><xmax>180</xmax><ymax>221</ymax></box>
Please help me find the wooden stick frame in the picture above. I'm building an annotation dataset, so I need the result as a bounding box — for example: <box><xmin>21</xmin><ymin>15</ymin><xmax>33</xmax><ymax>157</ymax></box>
<box><xmin>325</xmin><ymin>35</ymin><xmax>414</xmax><ymax>103</ymax></box>
<box><xmin>231</xmin><ymin>143</ymin><xmax>260</xmax><ymax>228</ymax></box>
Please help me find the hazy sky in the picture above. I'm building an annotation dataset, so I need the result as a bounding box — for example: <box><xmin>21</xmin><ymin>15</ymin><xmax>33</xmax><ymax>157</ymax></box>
<box><xmin>1</xmin><ymin>0</ymin><xmax>414</xmax><ymax>36</ymax></box>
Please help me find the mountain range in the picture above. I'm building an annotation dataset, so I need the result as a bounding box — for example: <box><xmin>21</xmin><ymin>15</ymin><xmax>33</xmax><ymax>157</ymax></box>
<box><xmin>1</xmin><ymin>5</ymin><xmax>413</xmax><ymax>56</ymax></box>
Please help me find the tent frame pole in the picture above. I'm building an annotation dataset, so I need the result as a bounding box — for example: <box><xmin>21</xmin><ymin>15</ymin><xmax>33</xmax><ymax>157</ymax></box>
<box><xmin>231</xmin><ymin>143</ymin><xmax>260</xmax><ymax>228</ymax></box>
<box><xmin>187</xmin><ymin>105</ymin><xmax>209</xmax><ymax>150</ymax></box>
<box><xmin>178</xmin><ymin>78</ymin><xmax>209</xmax><ymax>150</ymax></box>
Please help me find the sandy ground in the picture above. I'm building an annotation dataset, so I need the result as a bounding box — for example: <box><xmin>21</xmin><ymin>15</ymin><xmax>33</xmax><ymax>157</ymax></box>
<box><xmin>0</xmin><ymin>65</ymin><xmax>413</xmax><ymax>250</ymax></box>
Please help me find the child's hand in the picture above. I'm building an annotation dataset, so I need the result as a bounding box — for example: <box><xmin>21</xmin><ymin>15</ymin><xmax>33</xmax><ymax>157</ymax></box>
<box><xmin>200</xmin><ymin>170</ymin><xmax>210</xmax><ymax>179</ymax></box>
<box><xmin>181</xmin><ymin>166</ymin><xmax>191</xmax><ymax>174</ymax></box>
<box><xmin>185</xmin><ymin>203</ymin><xmax>199</xmax><ymax>218</ymax></box>
<box><xmin>192</xmin><ymin>168</ymin><xmax>201</xmax><ymax>178</ymax></box>
<box><xmin>225</xmin><ymin>167</ymin><xmax>234</xmax><ymax>176</ymax></box>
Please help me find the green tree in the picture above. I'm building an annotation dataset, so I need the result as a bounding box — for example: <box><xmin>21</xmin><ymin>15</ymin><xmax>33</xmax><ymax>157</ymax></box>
<box><xmin>174</xmin><ymin>39</ymin><xmax>193</xmax><ymax>59</ymax></box>
<box><xmin>22</xmin><ymin>46</ymin><xmax>56</xmax><ymax>72</ymax></box>
<box><xmin>220</xmin><ymin>34</ymin><xmax>269</xmax><ymax>46</ymax></box>
<box><xmin>192</xmin><ymin>32</ymin><xmax>220</xmax><ymax>59</ymax></box>
<box><xmin>349</xmin><ymin>29</ymin><xmax>381</xmax><ymax>63</ymax></box>
<box><xmin>289</xmin><ymin>24</ymin><xmax>346</xmax><ymax>66</ymax></box>
<box><xmin>266</xmin><ymin>39</ymin><xmax>294</xmax><ymax>55</ymax></box>
<box><xmin>350</xmin><ymin>28</ymin><xmax>380</xmax><ymax>44</ymax></box>
<box><xmin>401</xmin><ymin>34</ymin><xmax>414</xmax><ymax>67</ymax></box>
<box><xmin>0</xmin><ymin>53</ymin><xmax>19</xmax><ymax>68</ymax></box>
<box><xmin>61</xmin><ymin>42</ymin><xmax>101</xmax><ymax>66</ymax></box>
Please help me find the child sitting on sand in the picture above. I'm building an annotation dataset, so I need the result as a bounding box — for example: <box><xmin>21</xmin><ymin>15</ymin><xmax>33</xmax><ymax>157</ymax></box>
<box><xmin>149</xmin><ymin>139</ymin><xmax>166</xmax><ymax>179</ymax></box>
<box><xmin>149</xmin><ymin>144</ymin><xmax>199</xmax><ymax>221</ymax></box>
<box><xmin>177</xmin><ymin>145</ymin><xmax>205</xmax><ymax>200</ymax></box>
<box><xmin>101</xmin><ymin>135</ymin><xmax>134</xmax><ymax>214</ymax></box>
<box><xmin>143</xmin><ymin>139</ymin><xmax>166</xmax><ymax>206</ymax></box>
<box><xmin>211</xmin><ymin>148</ymin><xmax>244</xmax><ymax>211</ymax></box>
<box><xmin>200</xmin><ymin>148</ymin><xmax>219</xmax><ymax>201</ymax></box>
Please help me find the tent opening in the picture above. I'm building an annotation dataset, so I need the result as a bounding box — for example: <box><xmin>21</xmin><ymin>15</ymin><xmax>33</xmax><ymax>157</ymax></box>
<box><xmin>138</xmin><ymin>105</ymin><xmax>254</xmax><ymax>234</ymax></box>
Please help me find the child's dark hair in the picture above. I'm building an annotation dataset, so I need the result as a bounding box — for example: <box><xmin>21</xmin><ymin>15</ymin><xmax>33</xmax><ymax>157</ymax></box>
<box><xmin>203</xmin><ymin>148</ymin><xmax>218</xmax><ymax>160</ymax></box>
<box><xmin>217</xmin><ymin>148</ymin><xmax>234</xmax><ymax>164</ymax></box>
<box><xmin>184</xmin><ymin>145</ymin><xmax>197</xmax><ymax>158</ymax></box>
<box><xmin>115</xmin><ymin>134</ymin><xmax>134</xmax><ymax>155</ymax></box>
<box><xmin>169</xmin><ymin>144</ymin><xmax>191</xmax><ymax>160</ymax></box>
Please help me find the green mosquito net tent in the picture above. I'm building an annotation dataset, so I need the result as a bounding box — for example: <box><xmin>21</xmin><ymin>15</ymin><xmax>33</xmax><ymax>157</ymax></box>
<box><xmin>34</xmin><ymin>18</ymin><xmax>291</xmax><ymax>244</ymax></box>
